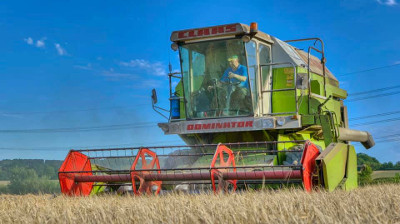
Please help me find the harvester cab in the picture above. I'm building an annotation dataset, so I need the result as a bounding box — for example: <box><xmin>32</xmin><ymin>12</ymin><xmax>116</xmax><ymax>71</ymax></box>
<box><xmin>58</xmin><ymin>22</ymin><xmax>375</xmax><ymax>196</ymax></box>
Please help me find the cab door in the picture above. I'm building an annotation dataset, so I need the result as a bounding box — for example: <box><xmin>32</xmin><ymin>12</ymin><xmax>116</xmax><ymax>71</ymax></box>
<box><xmin>245</xmin><ymin>41</ymin><xmax>259</xmax><ymax>115</ymax></box>
<box><xmin>258</xmin><ymin>43</ymin><xmax>272</xmax><ymax>115</ymax></box>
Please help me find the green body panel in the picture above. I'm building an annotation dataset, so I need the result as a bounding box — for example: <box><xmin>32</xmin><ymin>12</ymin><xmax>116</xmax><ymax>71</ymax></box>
<box><xmin>308</xmin><ymin>72</ymin><xmax>344</xmax><ymax>125</ymax></box>
<box><xmin>301</xmin><ymin>115</ymin><xmax>315</xmax><ymax>125</ymax></box>
<box><xmin>344</xmin><ymin>145</ymin><xmax>358</xmax><ymax>190</ymax></box>
<box><xmin>270</xmin><ymin>67</ymin><xmax>345</xmax><ymax>126</ymax></box>
<box><xmin>328</xmin><ymin>85</ymin><xmax>347</xmax><ymax>99</ymax></box>
<box><xmin>90</xmin><ymin>184</ymin><xmax>106</xmax><ymax>195</ymax></box>
<box><xmin>90</xmin><ymin>164</ymin><xmax>106</xmax><ymax>195</ymax></box>
<box><xmin>317</xmin><ymin>143</ymin><xmax>348</xmax><ymax>192</ymax></box>
<box><xmin>272</xmin><ymin>67</ymin><xmax>296</xmax><ymax>114</ymax></box>
<box><xmin>318</xmin><ymin>115</ymin><xmax>335</xmax><ymax>146</ymax></box>
<box><xmin>310</xmin><ymin>73</ymin><xmax>325</xmax><ymax>96</ymax></box>
<box><xmin>277</xmin><ymin>133</ymin><xmax>310</xmax><ymax>164</ymax></box>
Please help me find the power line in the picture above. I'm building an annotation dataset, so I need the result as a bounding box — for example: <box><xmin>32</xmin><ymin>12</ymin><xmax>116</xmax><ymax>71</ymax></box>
<box><xmin>352</xmin><ymin>116</ymin><xmax>400</xmax><ymax>127</ymax></box>
<box><xmin>364</xmin><ymin>133</ymin><xmax>400</xmax><ymax>144</ymax></box>
<box><xmin>0</xmin><ymin>104</ymin><xmax>148</xmax><ymax>116</ymax></box>
<box><xmin>0</xmin><ymin>140</ymin><xmax>184</xmax><ymax>151</ymax></box>
<box><xmin>375</xmin><ymin>139</ymin><xmax>400</xmax><ymax>144</ymax></box>
<box><xmin>347</xmin><ymin>90</ymin><xmax>400</xmax><ymax>102</ymax></box>
<box><xmin>348</xmin><ymin>85</ymin><xmax>400</xmax><ymax>97</ymax></box>
<box><xmin>375</xmin><ymin>133</ymin><xmax>400</xmax><ymax>140</ymax></box>
<box><xmin>349</xmin><ymin>110</ymin><xmax>400</xmax><ymax>121</ymax></box>
<box><xmin>0</xmin><ymin>121</ymin><xmax>162</xmax><ymax>134</ymax></box>
<box><xmin>338</xmin><ymin>62</ymin><xmax>400</xmax><ymax>77</ymax></box>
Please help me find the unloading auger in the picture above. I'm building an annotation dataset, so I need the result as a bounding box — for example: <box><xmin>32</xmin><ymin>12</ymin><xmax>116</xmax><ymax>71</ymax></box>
<box><xmin>59</xmin><ymin>22</ymin><xmax>374</xmax><ymax>195</ymax></box>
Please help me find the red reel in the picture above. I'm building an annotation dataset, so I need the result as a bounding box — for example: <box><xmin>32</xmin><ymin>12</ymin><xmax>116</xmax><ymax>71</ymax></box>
<box><xmin>300</xmin><ymin>141</ymin><xmax>321</xmax><ymax>192</ymax></box>
<box><xmin>58</xmin><ymin>151</ymin><xmax>93</xmax><ymax>196</ymax></box>
<box><xmin>130</xmin><ymin>148</ymin><xmax>162</xmax><ymax>195</ymax></box>
<box><xmin>210</xmin><ymin>144</ymin><xmax>237</xmax><ymax>193</ymax></box>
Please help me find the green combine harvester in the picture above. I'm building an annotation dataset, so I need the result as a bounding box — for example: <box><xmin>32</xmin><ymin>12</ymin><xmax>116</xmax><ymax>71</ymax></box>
<box><xmin>58</xmin><ymin>22</ymin><xmax>374</xmax><ymax>196</ymax></box>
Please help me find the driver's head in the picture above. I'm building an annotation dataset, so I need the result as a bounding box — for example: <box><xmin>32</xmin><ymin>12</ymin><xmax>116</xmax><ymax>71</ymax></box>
<box><xmin>228</xmin><ymin>55</ymin><xmax>239</xmax><ymax>69</ymax></box>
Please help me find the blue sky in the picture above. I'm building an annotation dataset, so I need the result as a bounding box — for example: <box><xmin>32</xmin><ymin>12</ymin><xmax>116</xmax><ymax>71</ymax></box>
<box><xmin>0</xmin><ymin>0</ymin><xmax>399</xmax><ymax>162</ymax></box>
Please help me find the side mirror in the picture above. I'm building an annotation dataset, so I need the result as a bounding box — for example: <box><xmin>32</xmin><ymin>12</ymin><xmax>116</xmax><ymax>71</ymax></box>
<box><xmin>151</xmin><ymin>88</ymin><xmax>169</xmax><ymax>120</ymax></box>
<box><xmin>151</xmin><ymin>89</ymin><xmax>158</xmax><ymax>104</ymax></box>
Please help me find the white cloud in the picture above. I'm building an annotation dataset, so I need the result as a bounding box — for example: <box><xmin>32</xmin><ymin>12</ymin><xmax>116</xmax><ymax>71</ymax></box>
<box><xmin>24</xmin><ymin>37</ymin><xmax>46</xmax><ymax>48</ymax></box>
<box><xmin>101</xmin><ymin>70</ymin><xmax>138</xmax><ymax>81</ymax></box>
<box><xmin>35</xmin><ymin>39</ymin><xmax>45</xmax><ymax>48</ymax></box>
<box><xmin>54</xmin><ymin>43</ymin><xmax>67</xmax><ymax>56</ymax></box>
<box><xmin>100</xmin><ymin>67</ymin><xmax>162</xmax><ymax>87</ymax></box>
<box><xmin>24</xmin><ymin>37</ymin><xmax>33</xmax><ymax>45</ymax></box>
<box><xmin>74</xmin><ymin>63</ymin><xmax>92</xmax><ymax>70</ymax></box>
<box><xmin>376</xmin><ymin>0</ymin><xmax>398</xmax><ymax>6</ymax></box>
<box><xmin>120</xmin><ymin>59</ymin><xmax>166</xmax><ymax>76</ymax></box>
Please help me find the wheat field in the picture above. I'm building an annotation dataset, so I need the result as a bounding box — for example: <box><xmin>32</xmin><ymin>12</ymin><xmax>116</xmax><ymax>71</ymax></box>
<box><xmin>0</xmin><ymin>184</ymin><xmax>399</xmax><ymax>224</ymax></box>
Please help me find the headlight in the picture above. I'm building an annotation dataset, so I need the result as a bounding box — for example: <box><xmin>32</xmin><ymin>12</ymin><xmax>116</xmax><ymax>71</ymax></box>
<box><xmin>169</xmin><ymin>123</ymin><xmax>180</xmax><ymax>133</ymax></box>
<box><xmin>276</xmin><ymin>117</ymin><xmax>286</xmax><ymax>126</ymax></box>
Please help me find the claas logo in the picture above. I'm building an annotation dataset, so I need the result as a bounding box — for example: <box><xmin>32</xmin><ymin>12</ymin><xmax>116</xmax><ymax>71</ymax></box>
<box><xmin>178</xmin><ymin>24</ymin><xmax>237</xmax><ymax>39</ymax></box>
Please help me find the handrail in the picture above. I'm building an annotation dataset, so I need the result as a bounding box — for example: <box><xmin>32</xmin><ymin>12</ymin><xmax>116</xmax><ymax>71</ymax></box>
<box><xmin>285</xmin><ymin>38</ymin><xmax>327</xmax><ymax>105</ymax></box>
<box><xmin>259</xmin><ymin>62</ymin><xmax>298</xmax><ymax>116</ymax></box>
<box><xmin>307</xmin><ymin>46</ymin><xmax>327</xmax><ymax>114</ymax></box>
<box><xmin>308</xmin><ymin>46</ymin><xmax>327</xmax><ymax>96</ymax></box>
<box><xmin>284</xmin><ymin>37</ymin><xmax>325</xmax><ymax>57</ymax></box>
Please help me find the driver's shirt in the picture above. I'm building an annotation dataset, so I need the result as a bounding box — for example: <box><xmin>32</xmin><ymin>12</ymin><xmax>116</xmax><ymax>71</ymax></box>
<box><xmin>220</xmin><ymin>64</ymin><xmax>249</xmax><ymax>89</ymax></box>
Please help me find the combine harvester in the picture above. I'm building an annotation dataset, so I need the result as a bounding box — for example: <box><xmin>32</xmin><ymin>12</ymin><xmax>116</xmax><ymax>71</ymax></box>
<box><xmin>58</xmin><ymin>22</ymin><xmax>374</xmax><ymax>196</ymax></box>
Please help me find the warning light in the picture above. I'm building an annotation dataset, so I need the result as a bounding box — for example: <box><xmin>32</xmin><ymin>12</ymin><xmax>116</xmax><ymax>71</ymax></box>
<box><xmin>250</xmin><ymin>22</ymin><xmax>258</xmax><ymax>33</ymax></box>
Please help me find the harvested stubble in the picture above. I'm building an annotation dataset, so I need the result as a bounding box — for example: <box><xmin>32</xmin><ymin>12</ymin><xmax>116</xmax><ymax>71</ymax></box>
<box><xmin>0</xmin><ymin>184</ymin><xmax>399</xmax><ymax>224</ymax></box>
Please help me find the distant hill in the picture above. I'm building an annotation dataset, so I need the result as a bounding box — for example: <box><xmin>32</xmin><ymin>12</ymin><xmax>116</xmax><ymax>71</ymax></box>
<box><xmin>0</xmin><ymin>159</ymin><xmax>63</xmax><ymax>180</ymax></box>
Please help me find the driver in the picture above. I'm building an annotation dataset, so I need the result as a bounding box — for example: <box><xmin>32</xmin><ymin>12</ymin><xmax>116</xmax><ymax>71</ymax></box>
<box><xmin>220</xmin><ymin>55</ymin><xmax>250</xmax><ymax>113</ymax></box>
<box><xmin>220</xmin><ymin>55</ymin><xmax>249</xmax><ymax>88</ymax></box>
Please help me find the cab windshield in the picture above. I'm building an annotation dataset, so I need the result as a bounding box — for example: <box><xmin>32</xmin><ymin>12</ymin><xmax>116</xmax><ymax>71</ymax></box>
<box><xmin>179</xmin><ymin>39</ymin><xmax>252</xmax><ymax>119</ymax></box>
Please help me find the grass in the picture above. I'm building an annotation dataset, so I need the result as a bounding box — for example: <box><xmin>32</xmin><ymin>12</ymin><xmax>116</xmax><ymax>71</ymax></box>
<box><xmin>372</xmin><ymin>170</ymin><xmax>400</xmax><ymax>179</ymax></box>
<box><xmin>0</xmin><ymin>184</ymin><xmax>399</xmax><ymax>223</ymax></box>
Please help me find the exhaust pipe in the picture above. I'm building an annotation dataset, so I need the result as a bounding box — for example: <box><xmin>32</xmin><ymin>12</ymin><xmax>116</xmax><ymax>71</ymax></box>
<box><xmin>338</xmin><ymin>128</ymin><xmax>375</xmax><ymax>149</ymax></box>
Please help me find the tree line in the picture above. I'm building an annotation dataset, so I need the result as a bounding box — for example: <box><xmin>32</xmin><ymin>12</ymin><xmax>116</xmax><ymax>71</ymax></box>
<box><xmin>0</xmin><ymin>159</ymin><xmax>62</xmax><ymax>180</ymax></box>
<box><xmin>357</xmin><ymin>153</ymin><xmax>400</xmax><ymax>170</ymax></box>
<box><xmin>0</xmin><ymin>159</ymin><xmax>62</xmax><ymax>194</ymax></box>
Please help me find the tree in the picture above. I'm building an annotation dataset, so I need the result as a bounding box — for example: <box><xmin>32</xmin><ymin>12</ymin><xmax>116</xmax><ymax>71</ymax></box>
<box><xmin>357</xmin><ymin>153</ymin><xmax>381</xmax><ymax>170</ymax></box>
<box><xmin>7</xmin><ymin>167</ymin><xmax>59</xmax><ymax>194</ymax></box>
<box><xmin>358</xmin><ymin>164</ymin><xmax>373</xmax><ymax>185</ymax></box>
<box><xmin>0</xmin><ymin>159</ymin><xmax>62</xmax><ymax>180</ymax></box>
